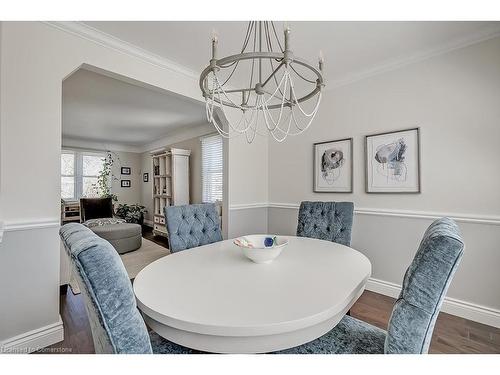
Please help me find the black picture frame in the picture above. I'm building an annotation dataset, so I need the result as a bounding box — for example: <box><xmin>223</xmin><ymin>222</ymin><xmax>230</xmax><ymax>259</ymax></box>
<box><xmin>313</xmin><ymin>137</ymin><xmax>353</xmax><ymax>193</ymax></box>
<box><xmin>121</xmin><ymin>179</ymin><xmax>131</xmax><ymax>188</ymax></box>
<box><xmin>143</xmin><ymin>173</ymin><xmax>149</xmax><ymax>182</ymax></box>
<box><xmin>365</xmin><ymin>127</ymin><xmax>421</xmax><ymax>194</ymax></box>
<box><xmin>121</xmin><ymin>167</ymin><xmax>131</xmax><ymax>175</ymax></box>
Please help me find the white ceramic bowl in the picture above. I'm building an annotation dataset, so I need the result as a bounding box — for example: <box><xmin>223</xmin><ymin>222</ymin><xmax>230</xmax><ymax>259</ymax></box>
<box><xmin>234</xmin><ymin>234</ymin><xmax>289</xmax><ymax>264</ymax></box>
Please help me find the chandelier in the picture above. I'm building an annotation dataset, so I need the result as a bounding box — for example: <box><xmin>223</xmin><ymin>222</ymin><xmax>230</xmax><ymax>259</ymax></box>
<box><xmin>200</xmin><ymin>21</ymin><xmax>325</xmax><ymax>143</ymax></box>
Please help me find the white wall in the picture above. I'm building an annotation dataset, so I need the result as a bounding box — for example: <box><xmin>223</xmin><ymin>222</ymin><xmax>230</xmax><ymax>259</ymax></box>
<box><xmin>0</xmin><ymin>21</ymin><xmax>201</xmax><ymax>350</ymax></box>
<box><xmin>267</xmin><ymin>37</ymin><xmax>500</xmax><ymax>326</ymax></box>
<box><xmin>225</xmin><ymin>107</ymin><xmax>270</xmax><ymax>238</ymax></box>
<box><xmin>140</xmin><ymin>152</ymin><xmax>153</xmax><ymax>223</ymax></box>
<box><xmin>109</xmin><ymin>151</ymin><xmax>142</xmax><ymax>206</ymax></box>
<box><xmin>0</xmin><ymin>22</ymin><xmax>267</xmax><ymax>350</ymax></box>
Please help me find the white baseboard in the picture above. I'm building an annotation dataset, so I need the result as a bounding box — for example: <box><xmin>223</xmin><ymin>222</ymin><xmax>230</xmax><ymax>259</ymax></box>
<box><xmin>366</xmin><ymin>278</ymin><xmax>500</xmax><ymax>328</ymax></box>
<box><xmin>0</xmin><ymin>316</ymin><xmax>64</xmax><ymax>354</ymax></box>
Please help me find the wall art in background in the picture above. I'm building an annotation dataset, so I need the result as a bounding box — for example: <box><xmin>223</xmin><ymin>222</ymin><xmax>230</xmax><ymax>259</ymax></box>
<box><xmin>365</xmin><ymin>128</ymin><xmax>420</xmax><ymax>193</ymax></box>
<box><xmin>121</xmin><ymin>166</ymin><xmax>131</xmax><ymax>175</ymax></box>
<box><xmin>313</xmin><ymin>138</ymin><xmax>353</xmax><ymax>193</ymax></box>
<box><xmin>121</xmin><ymin>179</ymin><xmax>131</xmax><ymax>188</ymax></box>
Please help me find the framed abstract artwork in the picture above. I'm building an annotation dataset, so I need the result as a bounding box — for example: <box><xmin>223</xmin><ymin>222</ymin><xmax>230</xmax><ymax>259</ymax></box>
<box><xmin>143</xmin><ymin>173</ymin><xmax>149</xmax><ymax>182</ymax></box>
<box><xmin>313</xmin><ymin>138</ymin><xmax>353</xmax><ymax>193</ymax></box>
<box><xmin>365</xmin><ymin>128</ymin><xmax>420</xmax><ymax>193</ymax></box>
<box><xmin>121</xmin><ymin>179</ymin><xmax>131</xmax><ymax>188</ymax></box>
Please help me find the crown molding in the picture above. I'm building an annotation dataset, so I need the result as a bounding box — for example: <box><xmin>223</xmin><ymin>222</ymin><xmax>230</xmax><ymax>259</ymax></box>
<box><xmin>140</xmin><ymin>123</ymin><xmax>214</xmax><ymax>153</ymax></box>
<box><xmin>44</xmin><ymin>21</ymin><xmax>199</xmax><ymax>82</ymax></box>
<box><xmin>327</xmin><ymin>23</ymin><xmax>500</xmax><ymax>90</ymax></box>
<box><xmin>62</xmin><ymin>136</ymin><xmax>144</xmax><ymax>154</ymax></box>
<box><xmin>45</xmin><ymin>21</ymin><xmax>500</xmax><ymax>97</ymax></box>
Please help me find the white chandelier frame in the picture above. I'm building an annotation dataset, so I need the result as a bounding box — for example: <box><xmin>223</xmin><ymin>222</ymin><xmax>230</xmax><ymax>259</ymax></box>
<box><xmin>199</xmin><ymin>21</ymin><xmax>325</xmax><ymax>143</ymax></box>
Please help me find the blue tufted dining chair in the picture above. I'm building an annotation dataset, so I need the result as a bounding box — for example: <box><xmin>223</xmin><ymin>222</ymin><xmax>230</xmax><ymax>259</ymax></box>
<box><xmin>278</xmin><ymin>217</ymin><xmax>465</xmax><ymax>354</ymax></box>
<box><xmin>296</xmin><ymin>201</ymin><xmax>354</xmax><ymax>246</ymax></box>
<box><xmin>60</xmin><ymin>223</ymin><xmax>197</xmax><ymax>354</ymax></box>
<box><xmin>164</xmin><ymin>203</ymin><xmax>222</xmax><ymax>253</ymax></box>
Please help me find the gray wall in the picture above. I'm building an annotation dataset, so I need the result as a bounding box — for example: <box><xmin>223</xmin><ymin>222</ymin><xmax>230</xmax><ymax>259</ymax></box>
<box><xmin>266</xmin><ymin>37</ymin><xmax>500</xmax><ymax>323</ymax></box>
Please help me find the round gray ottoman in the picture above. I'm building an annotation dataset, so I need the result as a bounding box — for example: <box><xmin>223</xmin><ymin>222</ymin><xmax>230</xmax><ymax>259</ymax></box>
<box><xmin>91</xmin><ymin>223</ymin><xmax>142</xmax><ymax>254</ymax></box>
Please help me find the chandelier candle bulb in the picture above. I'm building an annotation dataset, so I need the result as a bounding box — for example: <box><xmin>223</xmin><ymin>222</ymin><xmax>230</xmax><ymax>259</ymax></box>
<box><xmin>284</xmin><ymin>25</ymin><xmax>291</xmax><ymax>52</ymax></box>
<box><xmin>319</xmin><ymin>50</ymin><xmax>324</xmax><ymax>72</ymax></box>
<box><xmin>200</xmin><ymin>21</ymin><xmax>325</xmax><ymax>143</ymax></box>
<box><xmin>211</xmin><ymin>30</ymin><xmax>218</xmax><ymax>60</ymax></box>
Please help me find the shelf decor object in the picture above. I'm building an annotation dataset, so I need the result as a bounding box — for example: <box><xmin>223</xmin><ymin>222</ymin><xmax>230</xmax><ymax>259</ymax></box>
<box><xmin>200</xmin><ymin>21</ymin><xmax>325</xmax><ymax>143</ymax></box>
<box><xmin>314</xmin><ymin>138</ymin><xmax>353</xmax><ymax>193</ymax></box>
<box><xmin>151</xmin><ymin>148</ymin><xmax>191</xmax><ymax>237</ymax></box>
<box><xmin>365</xmin><ymin>128</ymin><xmax>421</xmax><ymax>193</ymax></box>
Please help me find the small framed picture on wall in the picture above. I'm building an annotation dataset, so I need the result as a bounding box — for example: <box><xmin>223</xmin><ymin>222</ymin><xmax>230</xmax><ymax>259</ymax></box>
<box><xmin>121</xmin><ymin>179</ymin><xmax>131</xmax><ymax>188</ymax></box>
<box><xmin>143</xmin><ymin>173</ymin><xmax>149</xmax><ymax>182</ymax></box>
<box><xmin>365</xmin><ymin>127</ymin><xmax>420</xmax><ymax>193</ymax></box>
<box><xmin>121</xmin><ymin>167</ymin><xmax>131</xmax><ymax>175</ymax></box>
<box><xmin>313</xmin><ymin>138</ymin><xmax>353</xmax><ymax>193</ymax></box>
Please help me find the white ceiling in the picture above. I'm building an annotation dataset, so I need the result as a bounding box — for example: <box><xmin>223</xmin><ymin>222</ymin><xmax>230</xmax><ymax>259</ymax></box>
<box><xmin>83</xmin><ymin>21</ymin><xmax>500</xmax><ymax>86</ymax></box>
<box><xmin>62</xmin><ymin>68</ymin><xmax>207</xmax><ymax>147</ymax></box>
<box><xmin>63</xmin><ymin>21</ymin><xmax>500</xmax><ymax>148</ymax></box>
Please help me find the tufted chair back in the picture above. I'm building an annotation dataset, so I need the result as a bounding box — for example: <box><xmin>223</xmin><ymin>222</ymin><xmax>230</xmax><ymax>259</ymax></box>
<box><xmin>385</xmin><ymin>217</ymin><xmax>464</xmax><ymax>354</ymax></box>
<box><xmin>296</xmin><ymin>201</ymin><xmax>354</xmax><ymax>246</ymax></box>
<box><xmin>164</xmin><ymin>203</ymin><xmax>223</xmax><ymax>253</ymax></box>
<box><xmin>60</xmin><ymin>223</ymin><xmax>152</xmax><ymax>354</ymax></box>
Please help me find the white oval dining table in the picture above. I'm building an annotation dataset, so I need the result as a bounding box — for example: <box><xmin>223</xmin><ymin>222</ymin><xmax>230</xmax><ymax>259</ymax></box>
<box><xmin>133</xmin><ymin>236</ymin><xmax>371</xmax><ymax>354</ymax></box>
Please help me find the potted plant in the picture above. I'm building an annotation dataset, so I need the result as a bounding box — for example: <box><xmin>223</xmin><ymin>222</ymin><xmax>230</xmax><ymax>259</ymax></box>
<box><xmin>91</xmin><ymin>152</ymin><xmax>118</xmax><ymax>202</ymax></box>
<box><xmin>115</xmin><ymin>204</ymin><xmax>147</xmax><ymax>225</ymax></box>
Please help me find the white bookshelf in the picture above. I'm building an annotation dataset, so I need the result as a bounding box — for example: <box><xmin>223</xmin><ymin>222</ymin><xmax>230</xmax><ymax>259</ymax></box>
<box><xmin>151</xmin><ymin>148</ymin><xmax>191</xmax><ymax>237</ymax></box>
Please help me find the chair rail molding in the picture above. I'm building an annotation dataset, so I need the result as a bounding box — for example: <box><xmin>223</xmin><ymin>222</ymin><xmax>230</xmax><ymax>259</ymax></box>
<box><xmin>267</xmin><ymin>203</ymin><xmax>500</xmax><ymax>226</ymax></box>
<box><xmin>3</xmin><ymin>218</ymin><xmax>61</xmax><ymax>232</ymax></box>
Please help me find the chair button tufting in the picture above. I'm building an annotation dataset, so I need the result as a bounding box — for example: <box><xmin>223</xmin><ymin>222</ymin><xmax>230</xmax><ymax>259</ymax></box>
<box><xmin>326</xmin><ymin>227</ymin><xmax>330</xmax><ymax>232</ymax></box>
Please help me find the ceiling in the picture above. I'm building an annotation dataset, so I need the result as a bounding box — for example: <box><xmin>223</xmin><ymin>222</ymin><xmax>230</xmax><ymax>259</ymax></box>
<box><xmin>62</xmin><ymin>68</ymin><xmax>207</xmax><ymax>147</ymax></box>
<box><xmin>63</xmin><ymin>21</ymin><xmax>499</xmax><ymax>147</ymax></box>
<box><xmin>83</xmin><ymin>21</ymin><xmax>500</xmax><ymax>86</ymax></box>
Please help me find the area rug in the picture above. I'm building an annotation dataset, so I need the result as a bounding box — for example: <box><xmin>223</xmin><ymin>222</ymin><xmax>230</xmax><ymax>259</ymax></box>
<box><xmin>69</xmin><ymin>238</ymin><xmax>170</xmax><ymax>295</ymax></box>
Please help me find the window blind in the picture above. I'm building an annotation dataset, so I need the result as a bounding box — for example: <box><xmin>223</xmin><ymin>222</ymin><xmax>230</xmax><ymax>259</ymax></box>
<box><xmin>201</xmin><ymin>134</ymin><xmax>223</xmax><ymax>203</ymax></box>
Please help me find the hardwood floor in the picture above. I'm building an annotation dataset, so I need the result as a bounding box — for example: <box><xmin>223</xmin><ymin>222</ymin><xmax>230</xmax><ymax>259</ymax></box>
<box><xmin>41</xmin><ymin>229</ymin><xmax>500</xmax><ymax>354</ymax></box>
<box><xmin>43</xmin><ymin>289</ymin><xmax>500</xmax><ymax>354</ymax></box>
<box><xmin>142</xmin><ymin>225</ymin><xmax>170</xmax><ymax>248</ymax></box>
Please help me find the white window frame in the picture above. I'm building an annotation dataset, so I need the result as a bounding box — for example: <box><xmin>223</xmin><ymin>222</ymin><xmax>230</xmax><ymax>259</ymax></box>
<box><xmin>201</xmin><ymin>134</ymin><xmax>223</xmax><ymax>204</ymax></box>
<box><xmin>61</xmin><ymin>149</ymin><xmax>107</xmax><ymax>201</ymax></box>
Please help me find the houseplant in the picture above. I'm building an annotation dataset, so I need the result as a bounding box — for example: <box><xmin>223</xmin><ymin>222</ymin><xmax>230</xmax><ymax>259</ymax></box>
<box><xmin>115</xmin><ymin>204</ymin><xmax>147</xmax><ymax>225</ymax></box>
<box><xmin>92</xmin><ymin>152</ymin><xmax>118</xmax><ymax>202</ymax></box>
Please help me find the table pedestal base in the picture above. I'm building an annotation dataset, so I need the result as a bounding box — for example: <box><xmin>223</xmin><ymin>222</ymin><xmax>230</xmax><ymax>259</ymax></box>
<box><xmin>144</xmin><ymin>288</ymin><xmax>363</xmax><ymax>354</ymax></box>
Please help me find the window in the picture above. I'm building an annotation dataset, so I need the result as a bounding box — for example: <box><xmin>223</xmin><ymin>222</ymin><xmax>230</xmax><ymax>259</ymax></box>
<box><xmin>201</xmin><ymin>134</ymin><xmax>223</xmax><ymax>203</ymax></box>
<box><xmin>61</xmin><ymin>150</ymin><xmax>106</xmax><ymax>200</ymax></box>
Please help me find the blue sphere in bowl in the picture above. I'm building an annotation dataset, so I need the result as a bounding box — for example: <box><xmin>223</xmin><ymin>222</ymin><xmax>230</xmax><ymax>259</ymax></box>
<box><xmin>264</xmin><ymin>237</ymin><xmax>275</xmax><ymax>247</ymax></box>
